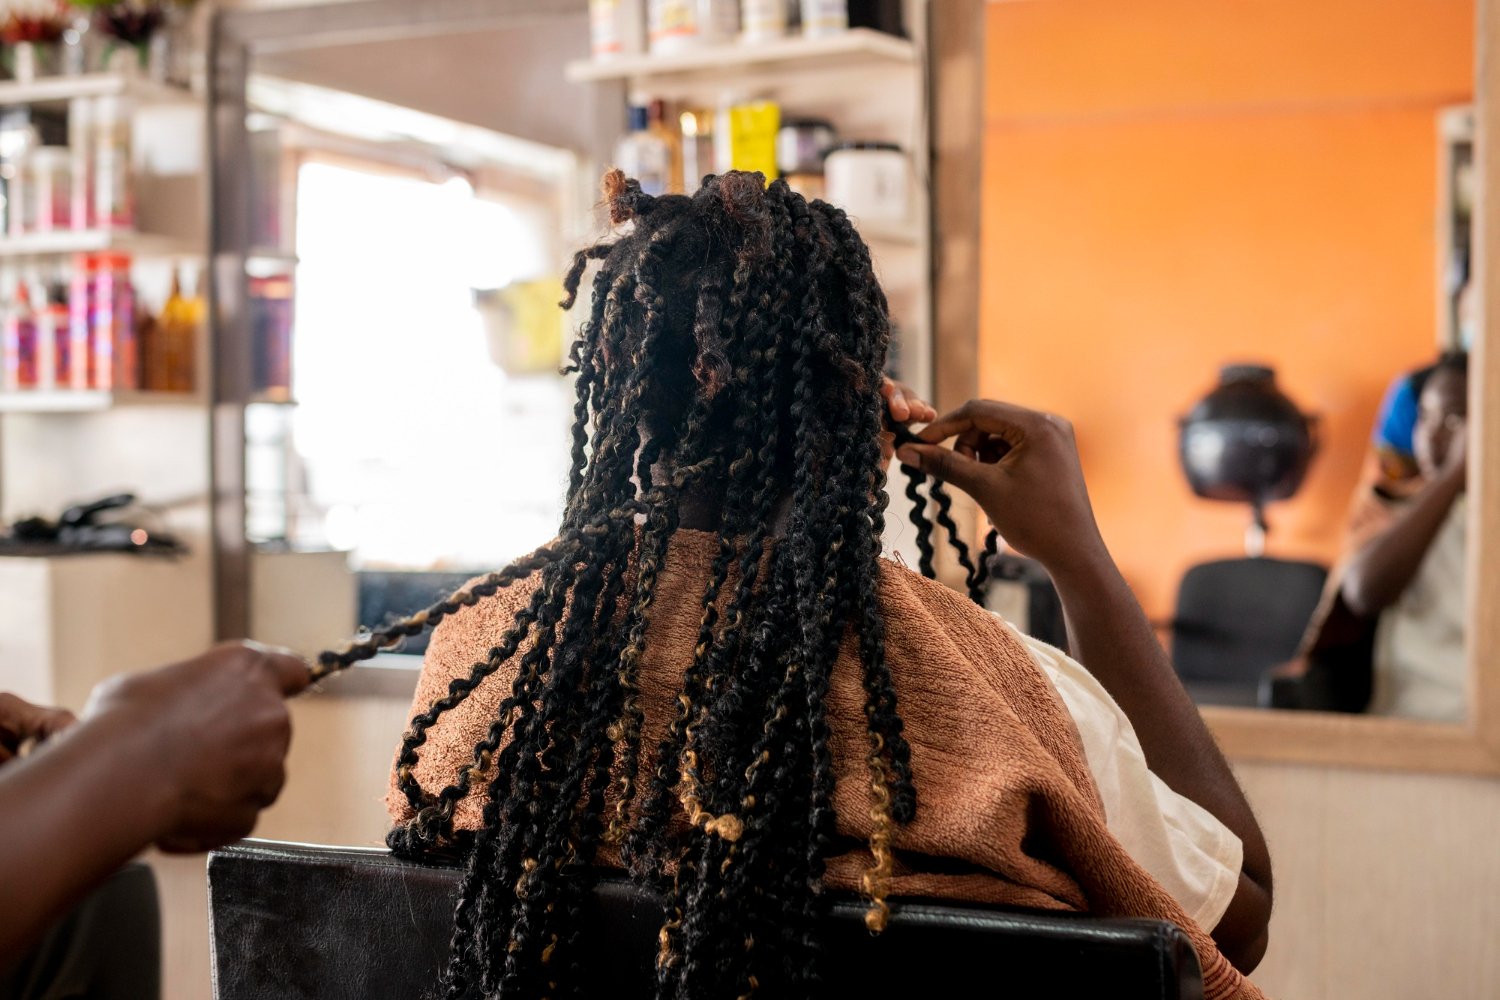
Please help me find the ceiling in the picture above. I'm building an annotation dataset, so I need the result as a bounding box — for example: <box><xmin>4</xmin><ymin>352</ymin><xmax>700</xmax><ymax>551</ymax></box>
<box><xmin>254</xmin><ymin>12</ymin><xmax>619</xmax><ymax>159</ymax></box>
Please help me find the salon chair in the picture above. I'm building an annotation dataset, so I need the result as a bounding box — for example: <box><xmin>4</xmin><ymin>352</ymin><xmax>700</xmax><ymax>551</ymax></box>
<box><xmin>1168</xmin><ymin>556</ymin><xmax>1328</xmax><ymax>707</ymax></box>
<box><xmin>208</xmin><ymin>840</ymin><xmax>1205</xmax><ymax>1000</ymax></box>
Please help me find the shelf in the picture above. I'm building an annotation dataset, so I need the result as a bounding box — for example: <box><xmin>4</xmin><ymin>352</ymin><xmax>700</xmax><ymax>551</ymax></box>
<box><xmin>853</xmin><ymin>219</ymin><xmax>920</xmax><ymax>246</ymax></box>
<box><xmin>247</xmin><ymin>392</ymin><xmax>297</xmax><ymax>406</ymax></box>
<box><xmin>0</xmin><ymin>389</ymin><xmax>201</xmax><ymax>413</ymax></box>
<box><xmin>245</xmin><ymin>247</ymin><xmax>299</xmax><ymax>276</ymax></box>
<box><xmin>0</xmin><ymin>230</ymin><xmax>204</xmax><ymax>259</ymax></box>
<box><xmin>247</xmin><ymin>246</ymin><xmax>298</xmax><ymax>264</ymax></box>
<box><xmin>0</xmin><ymin>73</ymin><xmax>197</xmax><ymax>109</ymax></box>
<box><xmin>564</xmin><ymin>29</ymin><xmax>915</xmax><ymax>84</ymax></box>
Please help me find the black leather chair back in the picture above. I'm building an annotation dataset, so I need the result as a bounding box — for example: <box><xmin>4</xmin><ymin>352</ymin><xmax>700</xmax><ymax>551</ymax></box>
<box><xmin>1171</xmin><ymin>556</ymin><xmax>1328</xmax><ymax>706</ymax></box>
<box><xmin>208</xmin><ymin>840</ymin><xmax>1204</xmax><ymax>1000</ymax></box>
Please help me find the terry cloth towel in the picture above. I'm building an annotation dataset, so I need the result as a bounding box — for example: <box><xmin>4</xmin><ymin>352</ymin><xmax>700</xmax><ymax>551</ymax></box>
<box><xmin>388</xmin><ymin>528</ymin><xmax>1265</xmax><ymax>1000</ymax></box>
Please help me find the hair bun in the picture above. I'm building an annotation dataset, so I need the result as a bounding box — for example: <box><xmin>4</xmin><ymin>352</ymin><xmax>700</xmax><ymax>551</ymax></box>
<box><xmin>716</xmin><ymin>170</ymin><xmax>767</xmax><ymax>225</ymax></box>
<box><xmin>602</xmin><ymin>168</ymin><xmax>656</xmax><ymax>225</ymax></box>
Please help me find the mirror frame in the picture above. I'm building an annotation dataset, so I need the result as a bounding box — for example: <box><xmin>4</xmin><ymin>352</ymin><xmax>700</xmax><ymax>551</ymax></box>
<box><xmin>936</xmin><ymin>0</ymin><xmax>1500</xmax><ymax>774</ymax></box>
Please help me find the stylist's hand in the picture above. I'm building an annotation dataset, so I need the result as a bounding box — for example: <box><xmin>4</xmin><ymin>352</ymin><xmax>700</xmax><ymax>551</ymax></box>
<box><xmin>0</xmin><ymin>694</ymin><xmax>75</xmax><ymax>768</ymax></box>
<box><xmin>895</xmin><ymin>399</ymin><xmax>1108</xmax><ymax>577</ymax></box>
<box><xmin>81</xmin><ymin>641</ymin><xmax>310</xmax><ymax>853</ymax></box>
<box><xmin>879</xmin><ymin>377</ymin><xmax>937</xmax><ymax>466</ymax></box>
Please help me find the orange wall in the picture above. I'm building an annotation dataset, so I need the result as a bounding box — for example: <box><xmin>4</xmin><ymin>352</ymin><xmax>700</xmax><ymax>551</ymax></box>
<box><xmin>980</xmin><ymin>0</ymin><xmax>1474</xmax><ymax>620</ymax></box>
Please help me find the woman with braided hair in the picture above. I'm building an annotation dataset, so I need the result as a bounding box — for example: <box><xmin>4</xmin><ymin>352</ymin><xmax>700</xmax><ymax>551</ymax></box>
<box><xmin>335</xmin><ymin>170</ymin><xmax>1270</xmax><ymax>1000</ymax></box>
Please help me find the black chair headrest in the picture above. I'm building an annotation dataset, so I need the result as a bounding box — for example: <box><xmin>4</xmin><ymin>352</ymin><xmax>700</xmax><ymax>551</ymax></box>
<box><xmin>208</xmin><ymin>839</ymin><xmax>1204</xmax><ymax>1000</ymax></box>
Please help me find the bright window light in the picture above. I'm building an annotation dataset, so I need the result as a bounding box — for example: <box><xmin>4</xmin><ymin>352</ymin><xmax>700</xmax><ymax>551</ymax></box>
<box><xmin>286</xmin><ymin>159</ymin><xmax>571</xmax><ymax>569</ymax></box>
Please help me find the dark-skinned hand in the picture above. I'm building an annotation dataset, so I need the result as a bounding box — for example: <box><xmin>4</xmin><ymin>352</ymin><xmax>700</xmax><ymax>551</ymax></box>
<box><xmin>0</xmin><ymin>693</ymin><xmax>76</xmax><ymax>767</ymax></box>
<box><xmin>895</xmin><ymin>398</ymin><xmax>1109</xmax><ymax>578</ymax></box>
<box><xmin>80</xmin><ymin>640</ymin><xmax>311</xmax><ymax>853</ymax></box>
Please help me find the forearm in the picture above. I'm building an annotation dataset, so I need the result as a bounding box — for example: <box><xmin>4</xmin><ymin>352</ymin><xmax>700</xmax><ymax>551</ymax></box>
<box><xmin>1047</xmin><ymin>552</ymin><xmax>1272</xmax><ymax>969</ymax></box>
<box><xmin>0</xmin><ymin>714</ymin><xmax>171</xmax><ymax>960</ymax></box>
<box><xmin>1342</xmin><ymin>472</ymin><xmax>1464</xmax><ymax>617</ymax></box>
<box><xmin>1048</xmin><ymin>553</ymin><xmax>1272</xmax><ymax>889</ymax></box>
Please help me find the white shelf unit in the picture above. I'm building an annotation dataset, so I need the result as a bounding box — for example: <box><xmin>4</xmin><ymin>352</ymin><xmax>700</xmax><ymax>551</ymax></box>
<box><xmin>245</xmin><ymin>246</ymin><xmax>299</xmax><ymax>277</ymax></box>
<box><xmin>0</xmin><ymin>229</ymin><xmax>203</xmax><ymax>259</ymax></box>
<box><xmin>566</xmin><ymin>18</ymin><xmax>933</xmax><ymax>398</ymax></box>
<box><xmin>0</xmin><ymin>73</ymin><xmax>196</xmax><ymax>109</ymax></box>
<box><xmin>0</xmin><ymin>389</ymin><xmax>203</xmax><ymax>413</ymax></box>
<box><xmin>564</xmin><ymin>28</ymin><xmax>915</xmax><ymax>83</ymax></box>
<box><xmin>0</xmin><ymin>71</ymin><xmax>214</xmax><ymax>709</ymax></box>
<box><xmin>0</xmin><ymin>73</ymin><xmax>209</xmax><ymax>414</ymax></box>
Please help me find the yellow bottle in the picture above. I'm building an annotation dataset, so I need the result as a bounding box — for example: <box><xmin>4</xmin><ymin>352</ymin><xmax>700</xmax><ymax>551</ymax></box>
<box><xmin>156</xmin><ymin>268</ymin><xmax>200</xmax><ymax>393</ymax></box>
<box><xmin>647</xmin><ymin>100</ymin><xmax>685</xmax><ymax>194</ymax></box>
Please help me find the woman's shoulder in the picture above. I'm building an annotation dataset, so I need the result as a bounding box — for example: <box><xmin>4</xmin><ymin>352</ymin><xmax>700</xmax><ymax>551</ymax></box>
<box><xmin>874</xmin><ymin>555</ymin><xmax>1037</xmax><ymax>670</ymax></box>
<box><xmin>422</xmin><ymin>557</ymin><xmax>551</xmax><ymax>679</ymax></box>
<box><xmin>876</xmin><ymin>554</ymin><xmax>1026</xmax><ymax>632</ymax></box>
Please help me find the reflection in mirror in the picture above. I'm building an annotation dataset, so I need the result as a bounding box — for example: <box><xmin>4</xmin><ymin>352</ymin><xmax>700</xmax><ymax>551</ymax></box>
<box><xmin>234</xmin><ymin>22</ymin><xmax>600</xmax><ymax>661</ymax></box>
<box><xmin>222</xmin><ymin>7</ymin><xmax>936</xmax><ymax>661</ymax></box>
<box><xmin>978</xmin><ymin>1</ymin><xmax>1475</xmax><ymax>721</ymax></box>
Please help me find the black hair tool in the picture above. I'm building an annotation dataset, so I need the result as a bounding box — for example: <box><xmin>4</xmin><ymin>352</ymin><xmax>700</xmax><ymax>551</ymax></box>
<box><xmin>2</xmin><ymin>493</ymin><xmax>184</xmax><ymax>555</ymax></box>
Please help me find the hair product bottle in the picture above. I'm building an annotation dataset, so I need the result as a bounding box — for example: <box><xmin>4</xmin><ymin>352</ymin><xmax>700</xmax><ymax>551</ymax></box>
<box><xmin>741</xmin><ymin>0</ymin><xmax>787</xmax><ymax>42</ymax></box>
<box><xmin>615</xmin><ymin>103</ymin><xmax>671</xmax><ymax>196</ymax></box>
<box><xmin>588</xmin><ymin>0</ymin><xmax>645</xmax><ymax>60</ymax></box>
<box><xmin>92</xmin><ymin>95</ymin><xmax>134</xmax><ymax>231</ymax></box>
<box><xmin>647</xmin><ymin>99</ymin><xmax>684</xmax><ymax>193</ymax></box>
<box><xmin>800</xmin><ymin>0</ymin><xmax>848</xmax><ymax>37</ymax></box>
<box><xmin>2</xmin><ymin>276</ymin><xmax>38</xmax><ymax>391</ymax></box>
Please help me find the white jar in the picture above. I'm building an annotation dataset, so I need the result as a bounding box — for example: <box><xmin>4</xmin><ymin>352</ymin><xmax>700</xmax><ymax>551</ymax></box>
<box><xmin>649</xmin><ymin>0</ymin><xmax>701</xmax><ymax>53</ymax></box>
<box><xmin>800</xmin><ymin>0</ymin><xmax>848</xmax><ymax>38</ymax></box>
<box><xmin>823</xmin><ymin>142</ymin><xmax>909</xmax><ymax>224</ymax></box>
<box><xmin>649</xmin><ymin>0</ymin><xmax>736</xmax><ymax>52</ymax></box>
<box><xmin>590</xmin><ymin>0</ymin><xmax>645</xmax><ymax>60</ymax></box>
<box><xmin>27</xmin><ymin>147</ymin><xmax>72</xmax><ymax>233</ymax></box>
<box><xmin>741</xmin><ymin>0</ymin><xmax>787</xmax><ymax>43</ymax></box>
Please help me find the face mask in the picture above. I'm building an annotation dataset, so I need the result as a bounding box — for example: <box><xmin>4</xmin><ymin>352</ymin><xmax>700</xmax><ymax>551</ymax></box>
<box><xmin>1460</xmin><ymin>321</ymin><xmax>1477</xmax><ymax>351</ymax></box>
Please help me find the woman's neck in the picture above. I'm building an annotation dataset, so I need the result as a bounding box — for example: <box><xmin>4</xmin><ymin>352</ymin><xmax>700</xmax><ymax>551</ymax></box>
<box><xmin>672</xmin><ymin>480</ymin><xmax>794</xmax><ymax>535</ymax></box>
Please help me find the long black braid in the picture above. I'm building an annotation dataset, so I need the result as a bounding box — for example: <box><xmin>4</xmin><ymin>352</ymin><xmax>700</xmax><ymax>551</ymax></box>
<box><xmin>313</xmin><ymin>170</ymin><xmax>998</xmax><ymax>999</ymax></box>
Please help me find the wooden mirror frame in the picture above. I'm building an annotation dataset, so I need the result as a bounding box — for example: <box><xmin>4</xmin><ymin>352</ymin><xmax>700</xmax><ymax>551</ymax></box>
<box><xmin>932</xmin><ymin>0</ymin><xmax>1499</xmax><ymax>775</ymax></box>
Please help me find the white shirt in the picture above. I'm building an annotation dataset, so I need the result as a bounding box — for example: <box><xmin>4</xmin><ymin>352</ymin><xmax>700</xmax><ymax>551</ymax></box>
<box><xmin>1007</xmin><ymin>625</ymin><xmax>1244</xmax><ymax>932</ymax></box>
<box><xmin>1371</xmin><ymin>495</ymin><xmax>1467</xmax><ymax>723</ymax></box>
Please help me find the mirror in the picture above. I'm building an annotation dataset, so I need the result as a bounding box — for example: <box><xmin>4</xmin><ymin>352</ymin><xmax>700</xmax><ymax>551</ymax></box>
<box><xmin>213</xmin><ymin>7</ymin><xmax>612</xmax><ymax>662</ymax></box>
<box><xmin>978</xmin><ymin>1</ymin><xmax>1476</xmax><ymax>724</ymax></box>
<box><xmin>211</xmin><ymin>0</ymin><xmax>935</xmax><ymax>672</ymax></box>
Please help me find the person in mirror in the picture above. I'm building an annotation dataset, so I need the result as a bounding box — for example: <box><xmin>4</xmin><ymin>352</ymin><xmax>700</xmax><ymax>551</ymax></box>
<box><xmin>364</xmin><ymin>170</ymin><xmax>1270</xmax><ymax>999</ymax></box>
<box><xmin>0</xmin><ymin>642</ymin><xmax>309</xmax><ymax>994</ymax></box>
<box><xmin>1345</xmin><ymin>353</ymin><xmax>1469</xmax><ymax>720</ymax></box>
<box><xmin>1367</xmin><ymin>277</ymin><xmax>1473</xmax><ymax>484</ymax></box>
<box><xmin>1287</xmin><ymin>352</ymin><xmax>1469</xmax><ymax>720</ymax></box>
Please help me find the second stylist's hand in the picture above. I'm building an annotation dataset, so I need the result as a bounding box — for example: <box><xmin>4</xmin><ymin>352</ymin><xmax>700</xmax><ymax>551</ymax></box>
<box><xmin>879</xmin><ymin>377</ymin><xmax>937</xmax><ymax>467</ymax></box>
<box><xmin>895</xmin><ymin>398</ymin><xmax>1108</xmax><ymax>577</ymax></box>
<box><xmin>0</xmin><ymin>694</ymin><xmax>75</xmax><ymax>767</ymax></box>
<box><xmin>81</xmin><ymin>641</ymin><xmax>311</xmax><ymax>853</ymax></box>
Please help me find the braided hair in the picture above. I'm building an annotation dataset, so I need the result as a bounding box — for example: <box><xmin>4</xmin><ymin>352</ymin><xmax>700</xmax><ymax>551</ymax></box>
<box><xmin>312</xmin><ymin>170</ymin><xmax>996</xmax><ymax>999</ymax></box>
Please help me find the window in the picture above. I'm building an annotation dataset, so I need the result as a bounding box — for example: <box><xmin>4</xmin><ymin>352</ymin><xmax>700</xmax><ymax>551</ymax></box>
<box><xmin>249</xmin><ymin>158</ymin><xmax>573</xmax><ymax>571</ymax></box>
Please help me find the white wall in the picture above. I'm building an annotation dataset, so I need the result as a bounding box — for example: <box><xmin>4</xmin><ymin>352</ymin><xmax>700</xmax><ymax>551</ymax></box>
<box><xmin>1235</xmin><ymin>761</ymin><xmax>1500</xmax><ymax>999</ymax></box>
